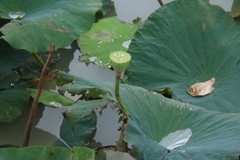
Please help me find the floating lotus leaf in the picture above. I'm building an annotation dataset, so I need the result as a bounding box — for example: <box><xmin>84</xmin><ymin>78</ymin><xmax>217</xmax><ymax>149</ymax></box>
<box><xmin>0</xmin><ymin>0</ymin><xmax>102</xmax><ymax>52</ymax></box>
<box><xmin>79</xmin><ymin>17</ymin><xmax>142</xmax><ymax>68</ymax></box>
<box><xmin>27</xmin><ymin>88</ymin><xmax>74</xmax><ymax>107</ymax></box>
<box><xmin>0</xmin><ymin>39</ymin><xmax>30</xmax><ymax>73</ymax></box>
<box><xmin>60</xmin><ymin>111</ymin><xmax>97</xmax><ymax>148</ymax></box>
<box><xmin>56</xmin><ymin>71</ymin><xmax>240</xmax><ymax>159</ymax></box>
<box><xmin>127</xmin><ymin>0</ymin><xmax>240</xmax><ymax>112</ymax></box>
<box><xmin>0</xmin><ymin>83</ymin><xmax>30</xmax><ymax>122</ymax></box>
<box><xmin>0</xmin><ymin>146</ymin><xmax>94</xmax><ymax>160</ymax></box>
<box><xmin>63</xmin><ymin>99</ymin><xmax>109</xmax><ymax>129</ymax></box>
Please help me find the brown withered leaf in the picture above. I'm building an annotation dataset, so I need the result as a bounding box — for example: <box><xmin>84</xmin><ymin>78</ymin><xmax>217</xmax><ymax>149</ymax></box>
<box><xmin>188</xmin><ymin>78</ymin><xmax>215</xmax><ymax>97</ymax></box>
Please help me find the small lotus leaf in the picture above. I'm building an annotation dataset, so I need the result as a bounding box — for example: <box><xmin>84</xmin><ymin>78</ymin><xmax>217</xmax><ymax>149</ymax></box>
<box><xmin>79</xmin><ymin>17</ymin><xmax>142</xmax><ymax>68</ymax></box>
<box><xmin>27</xmin><ymin>88</ymin><xmax>74</xmax><ymax>107</ymax></box>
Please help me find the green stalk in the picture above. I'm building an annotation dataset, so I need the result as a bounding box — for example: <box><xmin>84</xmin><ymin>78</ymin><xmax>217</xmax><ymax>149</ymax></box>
<box><xmin>32</xmin><ymin>52</ymin><xmax>45</xmax><ymax>67</ymax></box>
<box><xmin>115</xmin><ymin>72</ymin><xmax>128</xmax><ymax>152</ymax></box>
<box><xmin>115</xmin><ymin>72</ymin><xmax>129</xmax><ymax>115</ymax></box>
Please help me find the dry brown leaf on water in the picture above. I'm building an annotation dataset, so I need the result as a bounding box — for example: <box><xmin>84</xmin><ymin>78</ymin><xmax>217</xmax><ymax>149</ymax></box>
<box><xmin>188</xmin><ymin>78</ymin><xmax>215</xmax><ymax>97</ymax></box>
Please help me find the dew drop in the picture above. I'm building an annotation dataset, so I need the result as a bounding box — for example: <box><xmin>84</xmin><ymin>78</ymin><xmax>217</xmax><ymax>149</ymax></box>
<box><xmin>122</xmin><ymin>40</ymin><xmax>131</xmax><ymax>49</ymax></box>
<box><xmin>89</xmin><ymin>56</ymin><xmax>97</xmax><ymax>62</ymax></box>
<box><xmin>9</xmin><ymin>11</ymin><xmax>25</xmax><ymax>19</ymax></box>
<box><xmin>49</xmin><ymin>101</ymin><xmax>62</xmax><ymax>107</ymax></box>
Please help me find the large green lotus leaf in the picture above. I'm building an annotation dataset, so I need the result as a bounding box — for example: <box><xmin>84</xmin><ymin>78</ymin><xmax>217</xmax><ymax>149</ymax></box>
<box><xmin>0</xmin><ymin>146</ymin><xmax>94</xmax><ymax>160</ymax></box>
<box><xmin>60</xmin><ymin>111</ymin><xmax>97</xmax><ymax>148</ymax></box>
<box><xmin>127</xmin><ymin>0</ymin><xmax>240</xmax><ymax>113</ymax></box>
<box><xmin>0</xmin><ymin>0</ymin><xmax>101</xmax><ymax>52</ymax></box>
<box><xmin>0</xmin><ymin>83</ymin><xmax>30</xmax><ymax>122</ymax></box>
<box><xmin>27</xmin><ymin>88</ymin><xmax>74</xmax><ymax>107</ymax></box>
<box><xmin>56</xmin><ymin>71</ymin><xmax>240</xmax><ymax>159</ymax></box>
<box><xmin>79</xmin><ymin>17</ymin><xmax>142</xmax><ymax>68</ymax></box>
<box><xmin>0</xmin><ymin>39</ymin><xmax>30</xmax><ymax>73</ymax></box>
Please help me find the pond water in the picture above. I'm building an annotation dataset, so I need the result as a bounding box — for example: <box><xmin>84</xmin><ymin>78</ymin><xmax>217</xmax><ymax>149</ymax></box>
<box><xmin>0</xmin><ymin>0</ymin><xmax>234</xmax><ymax>156</ymax></box>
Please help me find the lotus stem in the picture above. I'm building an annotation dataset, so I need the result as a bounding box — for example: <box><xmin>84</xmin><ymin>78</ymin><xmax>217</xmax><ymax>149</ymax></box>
<box><xmin>116</xmin><ymin>113</ymin><xmax>128</xmax><ymax>152</ymax></box>
<box><xmin>115</xmin><ymin>72</ymin><xmax>129</xmax><ymax>115</ymax></box>
<box><xmin>115</xmin><ymin>72</ymin><xmax>129</xmax><ymax>152</ymax></box>
<box><xmin>32</xmin><ymin>52</ymin><xmax>45</xmax><ymax>67</ymax></box>
<box><xmin>23</xmin><ymin>44</ymin><xmax>55</xmax><ymax>147</ymax></box>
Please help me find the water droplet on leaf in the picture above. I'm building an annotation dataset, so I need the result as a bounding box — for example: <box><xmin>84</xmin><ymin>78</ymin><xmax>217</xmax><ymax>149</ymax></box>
<box><xmin>122</xmin><ymin>40</ymin><xmax>132</xmax><ymax>49</ymax></box>
<box><xmin>9</xmin><ymin>11</ymin><xmax>25</xmax><ymax>19</ymax></box>
<box><xmin>49</xmin><ymin>101</ymin><xmax>62</xmax><ymax>107</ymax></box>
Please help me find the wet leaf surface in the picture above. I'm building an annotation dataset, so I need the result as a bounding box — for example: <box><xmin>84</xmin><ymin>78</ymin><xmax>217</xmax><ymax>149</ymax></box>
<box><xmin>56</xmin><ymin>71</ymin><xmax>240</xmax><ymax>159</ymax></box>
<box><xmin>60</xmin><ymin>111</ymin><xmax>97</xmax><ymax>148</ymax></box>
<box><xmin>0</xmin><ymin>83</ymin><xmax>30</xmax><ymax>122</ymax></box>
<box><xmin>27</xmin><ymin>88</ymin><xmax>74</xmax><ymax>107</ymax></box>
<box><xmin>127</xmin><ymin>0</ymin><xmax>240</xmax><ymax>112</ymax></box>
<box><xmin>79</xmin><ymin>17</ymin><xmax>142</xmax><ymax>68</ymax></box>
<box><xmin>0</xmin><ymin>0</ymin><xmax>102</xmax><ymax>52</ymax></box>
<box><xmin>0</xmin><ymin>39</ymin><xmax>30</xmax><ymax>73</ymax></box>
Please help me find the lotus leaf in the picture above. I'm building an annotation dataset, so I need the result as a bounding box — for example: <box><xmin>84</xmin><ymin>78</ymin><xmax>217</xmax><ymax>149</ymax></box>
<box><xmin>0</xmin><ymin>83</ymin><xmax>30</xmax><ymax>122</ymax></box>
<box><xmin>27</xmin><ymin>88</ymin><xmax>74</xmax><ymax>107</ymax></box>
<box><xmin>0</xmin><ymin>39</ymin><xmax>30</xmax><ymax>73</ymax></box>
<box><xmin>79</xmin><ymin>17</ymin><xmax>142</xmax><ymax>68</ymax></box>
<box><xmin>0</xmin><ymin>71</ymin><xmax>19</xmax><ymax>90</ymax></box>
<box><xmin>56</xmin><ymin>71</ymin><xmax>240</xmax><ymax>159</ymax></box>
<box><xmin>63</xmin><ymin>99</ymin><xmax>109</xmax><ymax>129</ymax></box>
<box><xmin>127</xmin><ymin>0</ymin><xmax>240</xmax><ymax>112</ymax></box>
<box><xmin>60</xmin><ymin>111</ymin><xmax>97</xmax><ymax>148</ymax></box>
<box><xmin>0</xmin><ymin>146</ymin><xmax>94</xmax><ymax>160</ymax></box>
<box><xmin>0</xmin><ymin>0</ymin><xmax>102</xmax><ymax>52</ymax></box>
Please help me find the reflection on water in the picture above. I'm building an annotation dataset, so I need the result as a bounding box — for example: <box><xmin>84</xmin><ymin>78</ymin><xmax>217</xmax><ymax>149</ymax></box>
<box><xmin>0</xmin><ymin>103</ymin><xmax>62</xmax><ymax>146</ymax></box>
<box><xmin>114</xmin><ymin>0</ymin><xmax>160</xmax><ymax>21</ymax></box>
<box><xmin>114</xmin><ymin>0</ymin><xmax>234</xmax><ymax>22</ymax></box>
